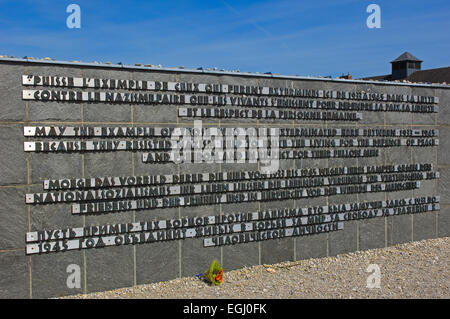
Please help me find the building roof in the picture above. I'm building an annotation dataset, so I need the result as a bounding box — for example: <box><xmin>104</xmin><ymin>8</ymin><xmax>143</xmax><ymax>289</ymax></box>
<box><xmin>405</xmin><ymin>66</ymin><xmax>450</xmax><ymax>84</ymax></box>
<box><xmin>390</xmin><ymin>52</ymin><xmax>423</xmax><ymax>63</ymax></box>
<box><xmin>359</xmin><ymin>66</ymin><xmax>450</xmax><ymax>84</ymax></box>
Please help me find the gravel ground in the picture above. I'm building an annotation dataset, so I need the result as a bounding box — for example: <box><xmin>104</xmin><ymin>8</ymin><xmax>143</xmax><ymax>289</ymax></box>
<box><xmin>61</xmin><ymin>237</ymin><xmax>449</xmax><ymax>299</ymax></box>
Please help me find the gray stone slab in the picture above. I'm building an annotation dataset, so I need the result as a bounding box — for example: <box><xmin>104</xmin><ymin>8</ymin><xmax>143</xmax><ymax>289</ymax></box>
<box><xmin>261</xmin><ymin>237</ymin><xmax>295</xmax><ymax>265</ymax></box>
<box><xmin>257</xmin><ymin>77</ymin><xmax>292</xmax><ymax>89</ymax></box>
<box><xmin>220</xmin><ymin>163</ymin><xmax>259</xmax><ymax>176</ymax></box>
<box><xmin>382</xmin><ymin>85</ymin><xmax>413</xmax><ymax>125</ymax></box>
<box><xmin>273</xmin><ymin>158</ymin><xmax>295</xmax><ymax>172</ymax></box>
<box><xmin>438</xmin><ymin>167</ymin><xmax>450</xmax><ymax>204</ymax></box>
<box><xmin>295</xmin><ymin>196</ymin><xmax>327</xmax><ymax>208</ymax></box>
<box><xmin>222</xmin><ymin>242</ymin><xmax>259</xmax><ymax>271</ymax></box>
<box><xmin>180</xmin><ymin>238</ymin><xmax>221</xmax><ymax>278</ymax></box>
<box><xmin>410</xmin><ymin>86</ymin><xmax>437</xmax><ymax>125</ymax></box>
<box><xmin>413</xmin><ymin>179</ymin><xmax>436</xmax><ymax>199</ymax></box>
<box><xmin>136</xmin><ymin>241</ymin><xmax>179</xmax><ymax>285</ymax></box>
<box><xmin>259</xmin><ymin>199</ymin><xmax>294</xmax><ymax>264</ymax></box>
<box><xmin>412</xmin><ymin>146</ymin><xmax>436</xmax><ymax>165</ymax></box>
<box><xmin>357</xmin><ymin>190</ymin><xmax>385</xmax><ymax>203</ymax></box>
<box><xmin>436</xmin><ymin>88</ymin><xmax>450</xmax><ymax>125</ymax></box>
<box><xmin>438</xmin><ymin>127</ymin><xmax>450</xmax><ymax>165</ymax></box>
<box><xmin>329</xmin><ymin>194</ymin><xmax>358</xmax><ymax>206</ymax></box>
<box><xmin>132</xmin><ymin>129</ymin><xmax>177</xmax><ymax>178</ymax></box>
<box><xmin>0</xmin><ymin>63</ymin><xmax>25</xmax><ymax>121</ymax></box>
<box><xmin>295</xmin><ymin>232</ymin><xmax>328</xmax><ymax>260</ymax></box>
<box><xmin>385</xmin><ymin>146</ymin><xmax>411</xmax><ymax>165</ymax></box>
<box><xmin>134</xmin><ymin>104</ymin><xmax>177</xmax><ymax>123</ymax></box>
<box><xmin>181</xmin><ymin>205</ymin><xmax>220</xmax><ymax>223</ymax></box>
<box><xmin>292</xmin><ymin>78</ymin><xmax>331</xmax><ymax>92</ymax></box>
<box><xmin>133</xmin><ymin>70</ymin><xmax>180</xmax><ymax>123</ymax></box>
<box><xmin>358</xmin><ymin>82</ymin><xmax>411</xmax><ymax>125</ymax></box>
<box><xmin>328</xmin><ymin>158</ymin><xmax>357</xmax><ymax>170</ymax></box>
<box><xmin>387</xmin><ymin>215</ymin><xmax>412</xmax><ymax>245</ymax></box>
<box><xmin>438</xmin><ymin>206</ymin><xmax>450</xmax><ymax>237</ymax></box>
<box><xmin>222</xmin><ymin>202</ymin><xmax>259</xmax><ymax>271</ymax></box>
<box><xmin>29</xmin><ymin>152</ymin><xmax>82</xmax><ymax>185</ymax></box>
<box><xmin>0</xmin><ymin>250</ymin><xmax>29</xmax><ymax>299</ymax></box>
<box><xmin>31</xmin><ymin>250</ymin><xmax>84</xmax><ymax>298</ymax></box>
<box><xmin>359</xmin><ymin>218</ymin><xmax>386</xmax><ymax>251</ymax></box>
<box><xmin>132</xmin><ymin>70</ymin><xmax>177</xmax><ymax>82</ymax></box>
<box><xmin>84</xmin><ymin>151</ymin><xmax>132</xmax><ymax>178</ymax></box>
<box><xmin>0</xmin><ymin>187</ymin><xmax>28</xmax><ymax>250</ymax></box>
<box><xmin>413</xmin><ymin>211</ymin><xmax>437</xmax><ymax>241</ymax></box>
<box><xmin>221</xmin><ymin>202</ymin><xmax>258</xmax><ymax>215</ymax></box>
<box><xmin>216</xmin><ymin>75</ymin><xmax>268</xmax><ymax>126</ymax></box>
<box><xmin>358</xmin><ymin>146</ymin><xmax>384</xmax><ymax>168</ymax></box>
<box><xmin>29</xmin><ymin>185</ymin><xmax>83</xmax><ymax>232</ymax></box>
<box><xmin>28</xmin><ymin>100</ymin><xmax>82</xmax><ymax>122</ymax></box>
<box><xmin>27</xmin><ymin>65</ymin><xmax>83</xmax><ymax>122</ymax></box>
<box><xmin>27</xmin><ymin>64</ymin><xmax>82</xmax><ymax>78</ymax></box>
<box><xmin>82</xmin><ymin>146</ymin><xmax>135</xmax><ymax>225</ymax></box>
<box><xmin>259</xmin><ymin>200</ymin><xmax>294</xmax><ymax>212</ymax></box>
<box><xmin>413</xmin><ymin>112</ymin><xmax>435</xmax><ymax>125</ymax></box>
<box><xmin>84</xmin><ymin>209</ymin><xmax>134</xmax><ymax>231</ymax></box>
<box><xmin>359</xmin><ymin>111</ymin><xmax>385</xmax><ymax>126</ymax></box>
<box><xmin>296</xmin><ymin>157</ymin><xmax>328</xmax><ymax>170</ymax></box>
<box><xmin>218</xmin><ymin>74</ymin><xmax>259</xmax><ymax>90</ymax></box>
<box><xmin>81</xmin><ymin>67</ymin><xmax>131</xmax><ymax>81</ymax></box>
<box><xmin>81</xmin><ymin>68</ymin><xmax>132</xmax><ymax>123</ymax></box>
<box><xmin>0</xmin><ymin>125</ymin><xmax>26</xmax><ymax>185</ymax></box>
<box><xmin>385</xmin><ymin>112</ymin><xmax>412</xmax><ymax>125</ymax></box>
<box><xmin>132</xmin><ymin>70</ymin><xmax>178</xmax><ymax>124</ymax></box>
<box><xmin>135</xmin><ymin>207</ymin><xmax>178</xmax><ymax>225</ymax></box>
<box><xmin>85</xmin><ymin>245</ymin><xmax>134</xmax><ymax>293</ymax></box>
<box><xmin>84</xmin><ymin>103</ymin><xmax>131</xmax><ymax>123</ymax></box>
<box><xmin>179</xmin><ymin>190</ymin><xmax>221</xmax><ymax>277</ymax></box>
<box><xmin>179</xmin><ymin>73</ymin><xmax>221</xmax><ymax>84</ymax></box>
<box><xmin>328</xmin><ymin>220</ymin><xmax>357</xmax><ymax>256</ymax></box>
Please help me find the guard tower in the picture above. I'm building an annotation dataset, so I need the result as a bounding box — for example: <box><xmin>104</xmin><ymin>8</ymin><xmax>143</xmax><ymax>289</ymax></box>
<box><xmin>391</xmin><ymin>52</ymin><xmax>422</xmax><ymax>80</ymax></box>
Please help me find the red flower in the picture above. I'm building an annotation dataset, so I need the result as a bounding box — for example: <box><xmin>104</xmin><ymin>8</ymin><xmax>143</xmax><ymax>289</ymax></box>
<box><xmin>198</xmin><ymin>259</ymin><xmax>223</xmax><ymax>285</ymax></box>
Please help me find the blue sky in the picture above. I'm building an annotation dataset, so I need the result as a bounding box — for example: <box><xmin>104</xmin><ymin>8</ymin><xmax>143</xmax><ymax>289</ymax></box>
<box><xmin>0</xmin><ymin>0</ymin><xmax>449</xmax><ymax>78</ymax></box>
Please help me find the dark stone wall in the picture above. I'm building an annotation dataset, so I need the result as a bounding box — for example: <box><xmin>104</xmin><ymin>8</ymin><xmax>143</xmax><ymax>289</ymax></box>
<box><xmin>0</xmin><ymin>60</ymin><xmax>448</xmax><ymax>298</ymax></box>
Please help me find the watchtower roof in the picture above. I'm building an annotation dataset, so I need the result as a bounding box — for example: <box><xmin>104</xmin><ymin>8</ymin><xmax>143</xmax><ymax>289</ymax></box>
<box><xmin>390</xmin><ymin>52</ymin><xmax>423</xmax><ymax>63</ymax></box>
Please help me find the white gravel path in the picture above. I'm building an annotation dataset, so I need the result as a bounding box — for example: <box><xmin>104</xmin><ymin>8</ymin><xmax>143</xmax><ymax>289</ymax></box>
<box><xmin>61</xmin><ymin>237</ymin><xmax>449</xmax><ymax>299</ymax></box>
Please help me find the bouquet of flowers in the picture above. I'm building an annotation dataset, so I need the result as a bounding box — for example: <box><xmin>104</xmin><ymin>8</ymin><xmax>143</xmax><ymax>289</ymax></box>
<box><xmin>196</xmin><ymin>259</ymin><xmax>223</xmax><ymax>285</ymax></box>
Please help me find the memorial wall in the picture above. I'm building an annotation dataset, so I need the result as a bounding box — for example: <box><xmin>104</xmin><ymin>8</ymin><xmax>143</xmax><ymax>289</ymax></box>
<box><xmin>0</xmin><ymin>58</ymin><xmax>449</xmax><ymax>298</ymax></box>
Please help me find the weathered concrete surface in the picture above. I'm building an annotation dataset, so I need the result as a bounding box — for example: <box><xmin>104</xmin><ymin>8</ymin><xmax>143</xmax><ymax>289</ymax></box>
<box><xmin>0</xmin><ymin>59</ymin><xmax>448</xmax><ymax>298</ymax></box>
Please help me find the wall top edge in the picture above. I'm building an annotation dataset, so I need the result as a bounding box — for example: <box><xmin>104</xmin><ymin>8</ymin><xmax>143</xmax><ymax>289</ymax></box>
<box><xmin>1</xmin><ymin>57</ymin><xmax>449</xmax><ymax>89</ymax></box>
